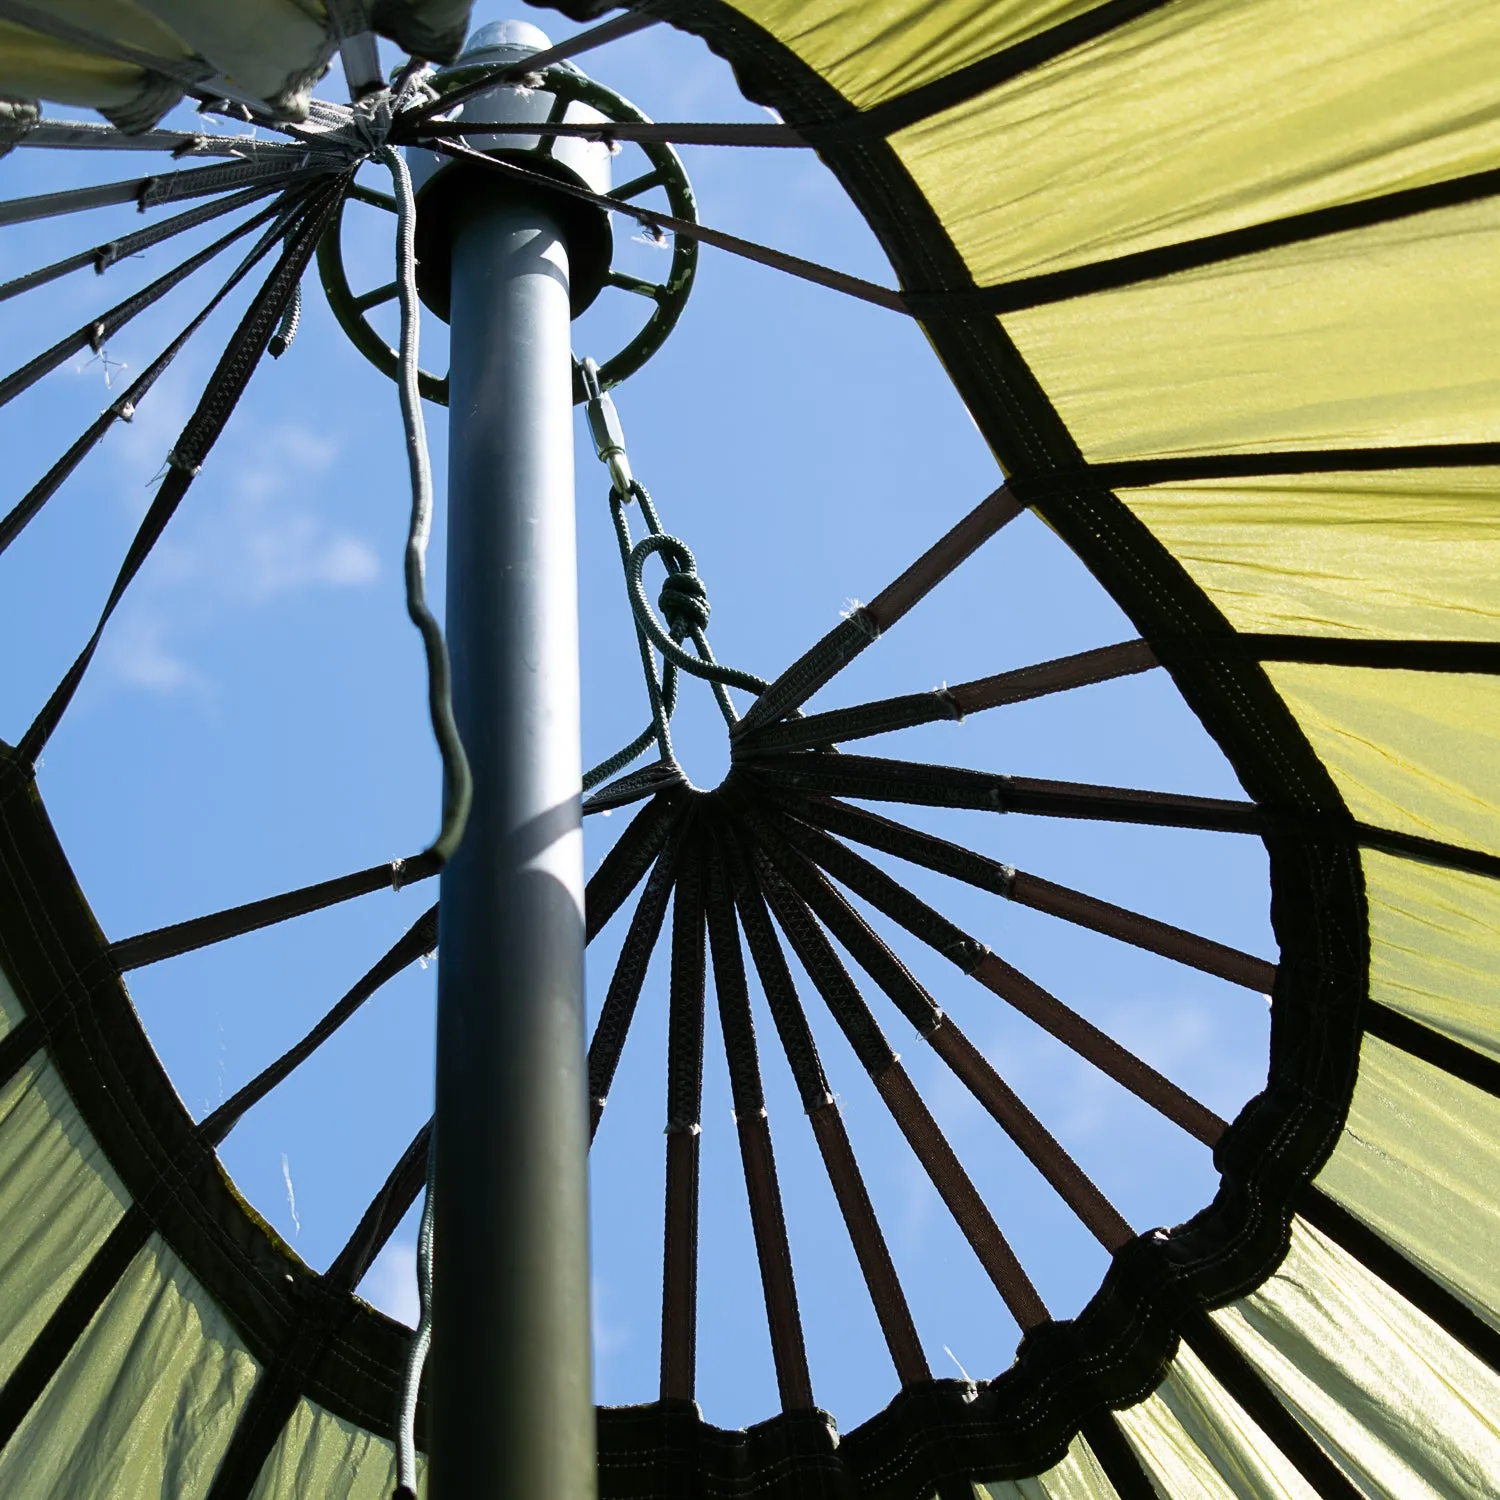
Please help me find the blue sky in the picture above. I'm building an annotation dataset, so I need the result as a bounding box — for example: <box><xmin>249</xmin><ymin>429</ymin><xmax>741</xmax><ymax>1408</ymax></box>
<box><xmin>0</xmin><ymin>3</ymin><xmax>1271</xmax><ymax>1435</ymax></box>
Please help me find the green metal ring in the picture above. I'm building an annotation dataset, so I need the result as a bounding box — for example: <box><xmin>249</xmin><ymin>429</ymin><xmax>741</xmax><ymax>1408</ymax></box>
<box><xmin>317</xmin><ymin>64</ymin><xmax>698</xmax><ymax>407</ymax></box>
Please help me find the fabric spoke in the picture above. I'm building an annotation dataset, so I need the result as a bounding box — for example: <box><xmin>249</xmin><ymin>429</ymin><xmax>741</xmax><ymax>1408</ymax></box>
<box><xmin>758</xmin><ymin>800</ymin><xmax>1227</xmax><ymax>1146</ymax></box>
<box><xmin>742</xmin><ymin>751</ymin><xmax>1271</xmax><ymax>836</ymax></box>
<box><xmin>752</xmin><ymin>851</ymin><xmax>1048</xmax><ymax>1329</ymax></box>
<box><xmin>727</xmin><ymin>831</ymin><xmax>930</xmax><ymax>1385</ymax></box>
<box><xmin>0</xmin><ymin>182</ymin><xmax>283</xmax><ymax>305</ymax></box>
<box><xmin>781</xmin><ymin>791</ymin><xmax>1276</xmax><ymax>990</ymax></box>
<box><xmin>740</xmin><ymin>639</ymin><xmax>1157</xmax><ymax>754</ymax></box>
<box><xmin>0</xmin><ymin>153</ymin><xmax>327</xmax><ymax>230</ymax></box>
<box><xmin>198</xmin><ymin>906</ymin><xmax>437</xmax><ymax>1145</ymax></box>
<box><xmin>10</xmin><ymin>178</ymin><xmax>342</xmax><ymax>770</ymax></box>
<box><xmin>748</xmin><ymin>803</ymin><xmax>1139</xmax><ymax>1243</ymax></box>
<box><xmin>737</xmin><ymin>486</ymin><xmax>1023</xmax><ymax>734</ymax></box>
<box><xmin>704</xmin><ymin>835</ymin><xmax>815</xmax><ymax>1411</ymax></box>
<box><xmin>110</xmin><ymin>854</ymin><xmax>436</xmax><ymax>971</ymax></box>
<box><xmin>0</xmin><ymin>199</ymin><xmax>287</xmax><ymax>412</ymax></box>
<box><xmin>587</xmin><ymin>830</ymin><xmax>681</xmax><ymax>1138</ymax></box>
<box><xmin>661</xmin><ymin>821</ymin><xmax>707</xmax><ymax>1401</ymax></box>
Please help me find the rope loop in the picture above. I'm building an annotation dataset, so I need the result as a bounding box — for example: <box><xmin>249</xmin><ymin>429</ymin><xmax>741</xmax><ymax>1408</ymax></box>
<box><xmin>580</xmin><ymin>363</ymin><xmax>770</xmax><ymax>791</ymax></box>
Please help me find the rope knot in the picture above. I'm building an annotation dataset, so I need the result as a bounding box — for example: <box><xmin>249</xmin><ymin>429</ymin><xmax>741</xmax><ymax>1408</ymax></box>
<box><xmin>658</xmin><ymin>567</ymin><xmax>710</xmax><ymax>636</ymax></box>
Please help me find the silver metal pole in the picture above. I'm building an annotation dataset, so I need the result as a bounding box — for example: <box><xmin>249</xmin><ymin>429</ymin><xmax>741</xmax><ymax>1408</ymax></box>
<box><xmin>431</xmin><ymin>178</ymin><xmax>595</xmax><ymax>1499</ymax></box>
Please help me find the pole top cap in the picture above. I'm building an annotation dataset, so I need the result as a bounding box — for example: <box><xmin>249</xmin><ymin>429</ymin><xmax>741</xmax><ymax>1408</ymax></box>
<box><xmin>457</xmin><ymin>20</ymin><xmax>552</xmax><ymax>64</ymax></box>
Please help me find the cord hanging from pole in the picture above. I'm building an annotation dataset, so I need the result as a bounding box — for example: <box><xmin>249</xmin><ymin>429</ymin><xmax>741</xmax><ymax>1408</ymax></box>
<box><xmin>377</xmin><ymin>144</ymin><xmax>472</xmax><ymax>864</ymax></box>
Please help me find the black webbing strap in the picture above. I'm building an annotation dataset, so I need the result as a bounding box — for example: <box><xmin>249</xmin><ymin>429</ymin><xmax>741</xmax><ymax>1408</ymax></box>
<box><xmin>11</xmin><ymin>176</ymin><xmax>345</xmax><ymax>770</ymax></box>
<box><xmin>0</xmin><ymin>197</ymin><xmax>309</xmax><ymax>560</ymax></box>
<box><xmin>111</xmin><ymin>855</ymin><xmax>437</xmax><ymax>972</ymax></box>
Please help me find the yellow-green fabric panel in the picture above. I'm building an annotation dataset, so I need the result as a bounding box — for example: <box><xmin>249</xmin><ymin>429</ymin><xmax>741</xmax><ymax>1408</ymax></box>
<box><xmin>892</xmin><ymin>0</ymin><xmax>1500</xmax><ymax>286</ymax></box>
<box><xmin>1119</xmin><ymin>471</ymin><xmax>1500</xmax><ymax>641</ymax></box>
<box><xmin>0</xmin><ymin>1233</ymin><xmax>260</xmax><ymax>1499</ymax></box>
<box><xmin>722</xmin><ymin>0</ymin><xmax>1099</xmax><ymax>111</ymax></box>
<box><xmin>1316</xmin><ymin>1034</ymin><xmax>1500</xmax><ymax>1331</ymax></box>
<box><xmin>0</xmin><ymin>1052</ymin><xmax>130</xmax><ymax>1387</ymax></box>
<box><xmin>0</xmin><ymin>21</ymin><xmax>161</xmax><ymax>116</ymax></box>
<box><xmin>1003</xmin><ymin>195</ymin><xmax>1500</xmax><ymax>462</ymax></box>
<box><xmin>18</xmin><ymin>0</ymin><xmax>193</xmax><ymax>62</ymax></box>
<box><xmin>1114</xmin><ymin>1339</ymin><xmax>1317</xmax><ymax>1499</ymax></box>
<box><xmin>1264</xmin><ymin>663</ymin><xmax>1500</xmax><ymax>855</ymax></box>
<box><xmin>1365</xmin><ymin>849</ymin><xmax>1500</xmax><ymax>1063</ymax></box>
<box><xmin>0</xmin><ymin>958</ymin><xmax>24</xmax><ymax>1038</ymax></box>
<box><xmin>249</xmin><ymin>1397</ymin><xmax>425</xmax><ymax>1500</ymax></box>
<box><xmin>1213</xmin><ymin>1218</ymin><xmax>1500</xmax><ymax>1498</ymax></box>
<box><xmin>973</xmin><ymin>1432</ymin><xmax>1119</xmax><ymax>1497</ymax></box>
<box><xmin>0</xmin><ymin>0</ymin><xmax>329</xmax><ymax>118</ymax></box>
<box><xmin>132</xmin><ymin>0</ymin><xmax>331</xmax><ymax>105</ymax></box>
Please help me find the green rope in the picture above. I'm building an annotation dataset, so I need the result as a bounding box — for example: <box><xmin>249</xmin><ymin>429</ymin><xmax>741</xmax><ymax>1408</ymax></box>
<box><xmin>579</xmin><ymin>350</ymin><xmax>769</xmax><ymax>790</ymax></box>
<box><xmin>378</xmin><ymin>145</ymin><xmax>472</xmax><ymax>864</ymax></box>
<box><xmin>625</xmin><ymin>529</ymin><xmax>769</xmax><ymax>701</ymax></box>
<box><xmin>394</xmin><ymin>1128</ymin><xmax>435</xmax><ymax>1500</ymax></box>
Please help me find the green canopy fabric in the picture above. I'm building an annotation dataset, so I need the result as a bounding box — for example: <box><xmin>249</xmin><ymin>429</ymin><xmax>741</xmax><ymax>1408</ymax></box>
<box><xmin>2</xmin><ymin>0</ymin><xmax>1499</xmax><ymax>1496</ymax></box>
<box><xmin>0</xmin><ymin>0</ymin><xmax>471</xmax><ymax>127</ymax></box>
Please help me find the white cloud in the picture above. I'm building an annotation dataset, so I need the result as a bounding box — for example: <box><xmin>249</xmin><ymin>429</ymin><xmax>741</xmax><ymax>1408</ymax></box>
<box><xmin>102</xmin><ymin>416</ymin><xmax>381</xmax><ymax>692</ymax></box>
<box><xmin>102</xmin><ymin>613</ymin><xmax>205</xmax><ymax>696</ymax></box>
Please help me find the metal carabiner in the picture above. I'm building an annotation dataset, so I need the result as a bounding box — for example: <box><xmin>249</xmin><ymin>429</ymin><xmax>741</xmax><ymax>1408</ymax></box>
<box><xmin>580</xmin><ymin>355</ymin><xmax>634</xmax><ymax>495</ymax></box>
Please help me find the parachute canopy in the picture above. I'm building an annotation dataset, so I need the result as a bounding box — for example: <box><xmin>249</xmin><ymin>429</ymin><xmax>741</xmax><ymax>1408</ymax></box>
<box><xmin>1</xmin><ymin>1</ymin><xmax>1498</xmax><ymax>1497</ymax></box>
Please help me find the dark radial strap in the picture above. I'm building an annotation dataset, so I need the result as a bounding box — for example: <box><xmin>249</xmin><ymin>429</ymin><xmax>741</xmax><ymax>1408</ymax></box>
<box><xmin>205</xmin><ymin>1122</ymin><xmax>431</xmax><ymax>1500</ymax></box>
<box><xmin>742</xmin><ymin>751</ymin><xmax>1270</xmax><ymax>836</ymax></box>
<box><xmin>876</xmin><ymin>1059</ymin><xmax>1050</xmax><ymax>1330</ymax></box>
<box><xmin>584</xmin><ymin>792</ymin><xmax>680</xmax><ymax>942</ymax></box>
<box><xmin>0</xmin><ymin>181</ymin><xmax>283</xmax><ymax>305</ymax></box>
<box><xmin>432</xmin><ymin>139</ymin><xmax>907</xmax><ymax>314</ymax></box>
<box><xmin>111</xmin><ymin>855</ymin><xmax>437</xmax><ymax>971</ymax></box>
<box><xmin>740</xmin><ymin>639</ymin><xmax>1158</xmax><ymax>754</ymax></box>
<box><xmin>0</xmin><ymin>201</ymin><xmax>284</xmax><ymax>411</ymax></box>
<box><xmin>588</xmin><ymin>830</ymin><xmax>681</xmax><ymax>1138</ymax></box>
<box><xmin>806</xmin><ymin>1102</ymin><xmax>931</xmax><ymax>1385</ymax></box>
<box><xmin>737</xmin><ymin>486</ymin><xmax>1023</xmax><ymax>733</ymax></box>
<box><xmin>785</xmin><ymin>791</ymin><xmax>1275</xmax><ymax>990</ymax></box>
<box><xmin>704</xmin><ymin>840</ymin><xmax>815</xmax><ymax>1411</ymax></box>
<box><xmin>14</xmin><ymin>178</ymin><xmax>343</xmax><ymax>768</ymax></box>
<box><xmin>754</xmin><ymin>856</ymin><xmax>1048</xmax><ymax>1329</ymax></box>
<box><xmin>759</xmin><ymin>801</ymin><xmax>1226</xmax><ymax>1146</ymax></box>
<box><xmin>926</xmin><ymin>1021</ymin><xmax>1133</xmax><ymax>1251</ymax></box>
<box><xmin>761</xmin><ymin>757</ymin><xmax>1500</xmax><ymax>884</ymax></box>
<box><xmin>727</xmin><ymin>836</ymin><xmax>930</xmax><ymax>1384</ymax></box>
<box><xmin>0</xmin><ymin>202</ymin><xmax>307</xmax><ymax>561</ymax></box>
<box><xmin>748</xmin><ymin>808</ymin><xmax>1136</xmax><ymax>1246</ymax></box>
<box><xmin>661</xmin><ymin>829</ymin><xmax>706</xmax><ymax>1401</ymax></box>
<box><xmin>0</xmin><ymin>154</ymin><xmax>320</xmax><ymax>230</ymax></box>
<box><xmin>198</xmin><ymin>906</ymin><xmax>438</xmax><ymax>1145</ymax></box>
<box><xmin>1180</xmin><ymin>1312</ymin><xmax>1363</xmax><ymax>1500</ymax></box>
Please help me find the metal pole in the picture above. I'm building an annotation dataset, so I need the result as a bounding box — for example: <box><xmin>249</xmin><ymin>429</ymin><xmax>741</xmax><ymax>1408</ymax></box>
<box><xmin>432</xmin><ymin>177</ymin><xmax>595</xmax><ymax>1499</ymax></box>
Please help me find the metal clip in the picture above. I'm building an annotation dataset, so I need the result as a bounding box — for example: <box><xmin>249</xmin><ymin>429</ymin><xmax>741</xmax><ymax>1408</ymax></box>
<box><xmin>580</xmin><ymin>357</ymin><xmax>633</xmax><ymax>495</ymax></box>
